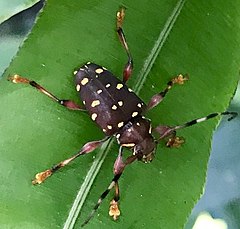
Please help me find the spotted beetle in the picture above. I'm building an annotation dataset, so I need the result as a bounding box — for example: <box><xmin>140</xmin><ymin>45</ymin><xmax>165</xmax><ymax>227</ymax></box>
<box><xmin>9</xmin><ymin>7</ymin><xmax>237</xmax><ymax>227</ymax></box>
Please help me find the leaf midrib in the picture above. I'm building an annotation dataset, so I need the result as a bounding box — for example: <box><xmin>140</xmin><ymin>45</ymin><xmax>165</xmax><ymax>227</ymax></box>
<box><xmin>63</xmin><ymin>1</ymin><xmax>186</xmax><ymax>228</ymax></box>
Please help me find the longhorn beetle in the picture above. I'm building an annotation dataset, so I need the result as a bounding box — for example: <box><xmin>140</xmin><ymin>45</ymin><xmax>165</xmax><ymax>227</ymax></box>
<box><xmin>9</xmin><ymin>7</ymin><xmax>237</xmax><ymax>227</ymax></box>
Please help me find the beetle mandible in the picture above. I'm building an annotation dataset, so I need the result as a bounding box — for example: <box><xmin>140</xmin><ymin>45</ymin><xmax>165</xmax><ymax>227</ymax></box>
<box><xmin>8</xmin><ymin>7</ymin><xmax>237</xmax><ymax>227</ymax></box>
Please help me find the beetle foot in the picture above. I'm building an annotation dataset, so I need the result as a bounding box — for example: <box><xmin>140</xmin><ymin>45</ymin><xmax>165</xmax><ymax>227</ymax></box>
<box><xmin>109</xmin><ymin>200</ymin><xmax>120</xmax><ymax>220</ymax></box>
<box><xmin>166</xmin><ymin>136</ymin><xmax>185</xmax><ymax>148</ymax></box>
<box><xmin>172</xmin><ymin>74</ymin><xmax>189</xmax><ymax>85</ymax></box>
<box><xmin>32</xmin><ymin>169</ymin><xmax>52</xmax><ymax>185</ymax></box>
<box><xmin>8</xmin><ymin>74</ymin><xmax>30</xmax><ymax>84</ymax></box>
<box><xmin>116</xmin><ymin>7</ymin><xmax>126</xmax><ymax>29</ymax></box>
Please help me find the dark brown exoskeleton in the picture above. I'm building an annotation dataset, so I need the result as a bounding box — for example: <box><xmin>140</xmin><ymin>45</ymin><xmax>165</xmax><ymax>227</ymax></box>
<box><xmin>8</xmin><ymin>7</ymin><xmax>237</xmax><ymax>227</ymax></box>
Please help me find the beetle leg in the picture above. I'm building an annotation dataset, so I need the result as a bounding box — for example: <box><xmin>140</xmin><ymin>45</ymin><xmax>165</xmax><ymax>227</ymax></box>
<box><xmin>109</xmin><ymin>182</ymin><xmax>120</xmax><ymax>221</ymax></box>
<box><xmin>108</xmin><ymin>146</ymin><xmax>123</xmax><ymax>221</ymax></box>
<box><xmin>32</xmin><ymin>137</ymin><xmax>110</xmax><ymax>184</ymax></box>
<box><xmin>8</xmin><ymin>74</ymin><xmax>84</xmax><ymax>110</ymax></box>
<box><xmin>154</xmin><ymin>111</ymin><xmax>238</xmax><ymax>147</ymax></box>
<box><xmin>81</xmin><ymin>147</ymin><xmax>137</xmax><ymax>227</ymax></box>
<box><xmin>116</xmin><ymin>7</ymin><xmax>133</xmax><ymax>83</ymax></box>
<box><xmin>147</xmin><ymin>74</ymin><xmax>188</xmax><ymax>110</ymax></box>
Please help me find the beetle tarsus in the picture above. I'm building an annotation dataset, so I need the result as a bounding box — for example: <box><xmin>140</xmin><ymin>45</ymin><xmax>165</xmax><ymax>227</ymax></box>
<box><xmin>32</xmin><ymin>169</ymin><xmax>52</xmax><ymax>185</ymax></box>
<box><xmin>166</xmin><ymin>136</ymin><xmax>185</xmax><ymax>148</ymax></box>
<box><xmin>8</xmin><ymin>74</ymin><xmax>30</xmax><ymax>84</ymax></box>
<box><xmin>109</xmin><ymin>199</ymin><xmax>120</xmax><ymax>220</ymax></box>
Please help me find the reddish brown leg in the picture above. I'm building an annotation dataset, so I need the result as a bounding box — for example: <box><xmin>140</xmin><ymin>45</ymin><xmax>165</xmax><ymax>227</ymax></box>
<box><xmin>8</xmin><ymin>74</ymin><xmax>84</xmax><ymax>110</ymax></box>
<box><xmin>116</xmin><ymin>8</ymin><xmax>133</xmax><ymax>83</ymax></box>
<box><xmin>109</xmin><ymin>146</ymin><xmax>124</xmax><ymax>221</ymax></box>
<box><xmin>32</xmin><ymin>137</ymin><xmax>110</xmax><ymax>184</ymax></box>
<box><xmin>154</xmin><ymin>111</ymin><xmax>238</xmax><ymax>147</ymax></box>
<box><xmin>147</xmin><ymin>74</ymin><xmax>188</xmax><ymax>110</ymax></box>
<box><xmin>81</xmin><ymin>147</ymin><xmax>137</xmax><ymax>227</ymax></box>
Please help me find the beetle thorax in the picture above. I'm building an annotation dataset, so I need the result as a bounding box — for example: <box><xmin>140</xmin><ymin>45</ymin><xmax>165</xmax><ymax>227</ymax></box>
<box><xmin>116</xmin><ymin>116</ymin><xmax>156</xmax><ymax>163</ymax></box>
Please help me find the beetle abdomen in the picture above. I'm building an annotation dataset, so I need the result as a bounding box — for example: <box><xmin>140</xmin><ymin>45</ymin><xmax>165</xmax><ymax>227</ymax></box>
<box><xmin>74</xmin><ymin>62</ymin><xmax>146</xmax><ymax>135</ymax></box>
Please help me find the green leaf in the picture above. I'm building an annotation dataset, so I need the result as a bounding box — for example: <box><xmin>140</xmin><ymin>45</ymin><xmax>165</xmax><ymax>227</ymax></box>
<box><xmin>0</xmin><ymin>1</ymin><xmax>239</xmax><ymax>229</ymax></box>
<box><xmin>186</xmin><ymin>85</ymin><xmax>240</xmax><ymax>228</ymax></box>
<box><xmin>0</xmin><ymin>0</ymin><xmax>40</xmax><ymax>25</ymax></box>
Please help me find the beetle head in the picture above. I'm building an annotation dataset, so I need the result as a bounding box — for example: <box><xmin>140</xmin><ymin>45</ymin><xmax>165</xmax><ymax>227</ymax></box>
<box><xmin>117</xmin><ymin>116</ymin><xmax>157</xmax><ymax>163</ymax></box>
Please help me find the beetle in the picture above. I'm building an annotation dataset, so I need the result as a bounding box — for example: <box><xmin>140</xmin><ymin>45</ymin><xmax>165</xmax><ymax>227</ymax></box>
<box><xmin>8</xmin><ymin>7</ymin><xmax>237</xmax><ymax>227</ymax></box>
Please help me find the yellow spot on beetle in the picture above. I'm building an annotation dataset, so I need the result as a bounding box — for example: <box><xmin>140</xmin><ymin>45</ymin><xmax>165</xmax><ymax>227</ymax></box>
<box><xmin>132</xmin><ymin>111</ymin><xmax>138</xmax><ymax>117</ymax></box>
<box><xmin>112</xmin><ymin>105</ymin><xmax>117</xmax><ymax>110</ymax></box>
<box><xmin>107</xmin><ymin>125</ymin><xmax>113</xmax><ymax>130</ymax></box>
<box><xmin>118</xmin><ymin>101</ymin><xmax>123</xmax><ymax>106</ymax></box>
<box><xmin>116</xmin><ymin>83</ymin><xmax>123</xmax><ymax>89</ymax></box>
<box><xmin>91</xmin><ymin>100</ymin><xmax>100</xmax><ymax>107</ymax></box>
<box><xmin>81</xmin><ymin>78</ymin><xmax>89</xmax><ymax>85</ymax></box>
<box><xmin>149</xmin><ymin>125</ymin><xmax>152</xmax><ymax>134</ymax></box>
<box><xmin>76</xmin><ymin>84</ymin><xmax>81</xmax><ymax>91</ymax></box>
<box><xmin>95</xmin><ymin>68</ymin><xmax>103</xmax><ymax>74</ymax></box>
<box><xmin>91</xmin><ymin>113</ymin><xmax>97</xmax><ymax>121</ymax></box>
<box><xmin>122</xmin><ymin>143</ymin><xmax>135</xmax><ymax>147</ymax></box>
<box><xmin>117</xmin><ymin>121</ymin><xmax>124</xmax><ymax>128</ymax></box>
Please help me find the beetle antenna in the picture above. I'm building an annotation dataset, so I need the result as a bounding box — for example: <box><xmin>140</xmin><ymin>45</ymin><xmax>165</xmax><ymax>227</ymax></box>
<box><xmin>174</xmin><ymin>111</ymin><xmax>238</xmax><ymax>131</ymax></box>
<box><xmin>81</xmin><ymin>173</ymin><xmax>122</xmax><ymax>227</ymax></box>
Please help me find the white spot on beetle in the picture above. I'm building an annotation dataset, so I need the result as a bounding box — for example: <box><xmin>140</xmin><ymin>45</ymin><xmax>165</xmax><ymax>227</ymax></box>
<box><xmin>106</xmin><ymin>83</ymin><xmax>111</xmax><ymax>88</ymax></box>
<box><xmin>83</xmin><ymin>101</ymin><xmax>86</xmax><ymax>105</ymax></box>
<box><xmin>149</xmin><ymin>125</ymin><xmax>152</xmax><ymax>134</ymax></box>
<box><xmin>95</xmin><ymin>68</ymin><xmax>103</xmax><ymax>74</ymax></box>
<box><xmin>117</xmin><ymin>121</ymin><xmax>124</xmax><ymax>128</ymax></box>
<box><xmin>103</xmin><ymin>129</ymin><xmax>107</xmax><ymax>132</ymax></box>
<box><xmin>197</xmin><ymin>117</ymin><xmax>207</xmax><ymax>123</ymax></box>
<box><xmin>102</xmin><ymin>66</ymin><xmax>107</xmax><ymax>70</ymax></box>
<box><xmin>91</xmin><ymin>113</ymin><xmax>97</xmax><ymax>121</ymax></box>
<box><xmin>116</xmin><ymin>83</ymin><xmax>123</xmax><ymax>90</ymax></box>
<box><xmin>136</xmin><ymin>122</ymin><xmax>140</xmax><ymax>126</ymax></box>
<box><xmin>81</xmin><ymin>78</ymin><xmax>89</xmax><ymax>85</ymax></box>
<box><xmin>91</xmin><ymin>100</ymin><xmax>100</xmax><ymax>107</ymax></box>
<box><xmin>107</xmin><ymin>125</ymin><xmax>112</xmax><ymax>130</ymax></box>
<box><xmin>137</xmin><ymin>103</ymin><xmax>142</xmax><ymax>108</ymax></box>
<box><xmin>128</xmin><ymin>88</ymin><xmax>133</xmax><ymax>92</ymax></box>
<box><xmin>73</xmin><ymin>70</ymin><xmax>78</xmax><ymax>75</ymax></box>
<box><xmin>87</xmin><ymin>61</ymin><xmax>91</xmax><ymax>64</ymax></box>
<box><xmin>116</xmin><ymin>133</ymin><xmax>120</xmax><ymax>139</ymax></box>
<box><xmin>127</xmin><ymin>128</ymin><xmax>132</xmax><ymax>132</ymax></box>
<box><xmin>97</xmin><ymin>89</ymin><xmax>102</xmax><ymax>94</ymax></box>
<box><xmin>132</xmin><ymin>111</ymin><xmax>138</xmax><ymax>117</ymax></box>
<box><xmin>96</xmin><ymin>74</ymin><xmax>99</xmax><ymax>78</ymax></box>
<box><xmin>118</xmin><ymin>101</ymin><xmax>123</xmax><ymax>106</ymax></box>
<box><xmin>122</xmin><ymin>143</ymin><xmax>135</xmax><ymax>147</ymax></box>
<box><xmin>112</xmin><ymin>105</ymin><xmax>117</xmax><ymax>110</ymax></box>
<box><xmin>76</xmin><ymin>84</ymin><xmax>81</xmax><ymax>91</ymax></box>
<box><xmin>84</xmin><ymin>65</ymin><xmax>89</xmax><ymax>69</ymax></box>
